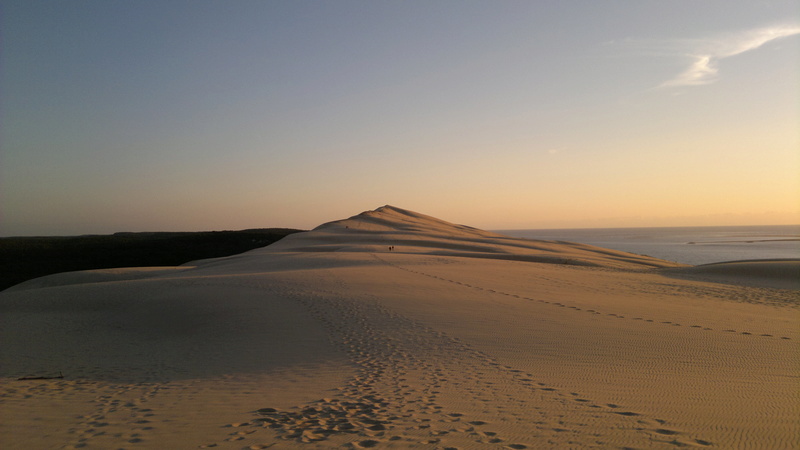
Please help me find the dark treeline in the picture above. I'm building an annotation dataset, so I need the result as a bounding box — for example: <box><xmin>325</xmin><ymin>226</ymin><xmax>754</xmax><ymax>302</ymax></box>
<box><xmin>0</xmin><ymin>228</ymin><xmax>304</xmax><ymax>291</ymax></box>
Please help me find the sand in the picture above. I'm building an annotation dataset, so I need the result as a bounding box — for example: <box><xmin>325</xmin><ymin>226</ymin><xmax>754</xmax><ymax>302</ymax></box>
<box><xmin>1</xmin><ymin>205</ymin><xmax>797</xmax><ymax>449</ymax></box>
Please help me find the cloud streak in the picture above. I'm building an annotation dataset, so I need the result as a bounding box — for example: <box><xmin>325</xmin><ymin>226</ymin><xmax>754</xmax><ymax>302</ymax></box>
<box><xmin>659</xmin><ymin>25</ymin><xmax>800</xmax><ymax>88</ymax></box>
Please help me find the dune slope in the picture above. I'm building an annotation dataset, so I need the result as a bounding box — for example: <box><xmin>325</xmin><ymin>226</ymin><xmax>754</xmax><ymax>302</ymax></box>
<box><xmin>263</xmin><ymin>205</ymin><xmax>686</xmax><ymax>269</ymax></box>
<box><xmin>1</xmin><ymin>206</ymin><xmax>797</xmax><ymax>449</ymax></box>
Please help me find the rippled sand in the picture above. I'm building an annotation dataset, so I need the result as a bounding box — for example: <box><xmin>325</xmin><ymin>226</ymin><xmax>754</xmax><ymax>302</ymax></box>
<box><xmin>2</xmin><ymin>206</ymin><xmax>797</xmax><ymax>449</ymax></box>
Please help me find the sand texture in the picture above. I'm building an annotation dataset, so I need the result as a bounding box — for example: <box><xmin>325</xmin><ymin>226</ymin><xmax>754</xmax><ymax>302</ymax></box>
<box><xmin>1</xmin><ymin>206</ymin><xmax>798</xmax><ymax>449</ymax></box>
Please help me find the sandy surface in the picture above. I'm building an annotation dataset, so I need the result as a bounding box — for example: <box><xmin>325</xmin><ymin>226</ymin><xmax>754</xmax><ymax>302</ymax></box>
<box><xmin>1</xmin><ymin>206</ymin><xmax>797</xmax><ymax>449</ymax></box>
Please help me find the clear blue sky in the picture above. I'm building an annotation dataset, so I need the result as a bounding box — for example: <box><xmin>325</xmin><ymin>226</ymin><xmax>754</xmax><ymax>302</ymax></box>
<box><xmin>2</xmin><ymin>1</ymin><xmax>798</xmax><ymax>235</ymax></box>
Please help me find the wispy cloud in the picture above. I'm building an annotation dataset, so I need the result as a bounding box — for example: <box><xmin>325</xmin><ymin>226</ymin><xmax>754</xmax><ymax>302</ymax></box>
<box><xmin>659</xmin><ymin>25</ymin><xmax>800</xmax><ymax>88</ymax></box>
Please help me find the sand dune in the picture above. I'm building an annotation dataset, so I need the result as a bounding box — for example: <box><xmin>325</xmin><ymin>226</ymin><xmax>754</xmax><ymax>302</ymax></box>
<box><xmin>265</xmin><ymin>206</ymin><xmax>686</xmax><ymax>270</ymax></box>
<box><xmin>664</xmin><ymin>259</ymin><xmax>800</xmax><ymax>290</ymax></box>
<box><xmin>1</xmin><ymin>206</ymin><xmax>797</xmax><ymax>449</ymax></box>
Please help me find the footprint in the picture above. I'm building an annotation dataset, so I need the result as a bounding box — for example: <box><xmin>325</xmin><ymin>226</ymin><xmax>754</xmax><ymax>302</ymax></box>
<box><xmin>653</xmin><ymin>428</ymin><xmax>680</xmax><ymax>436</ymax></box>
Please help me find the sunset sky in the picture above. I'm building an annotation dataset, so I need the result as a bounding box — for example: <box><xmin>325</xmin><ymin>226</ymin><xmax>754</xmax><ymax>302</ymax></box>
<box><xmin>2</xmin><ymin>1</ymin><xmax>799</xmax><ymax>235</ymax></box>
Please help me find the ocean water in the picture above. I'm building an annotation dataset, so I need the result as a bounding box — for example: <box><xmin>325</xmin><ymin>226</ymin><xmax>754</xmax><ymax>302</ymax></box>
<box><xmin>499</xmin><ymin>225</ymin><xmax>800</xmax><ymax>266</ymax></box>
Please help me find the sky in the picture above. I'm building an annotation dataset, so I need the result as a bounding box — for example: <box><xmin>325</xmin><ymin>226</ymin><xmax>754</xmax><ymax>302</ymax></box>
<box><xmin>2</xmin><ymin>1</ymin><xmax>799</xmax><ymax>235</ymax></box>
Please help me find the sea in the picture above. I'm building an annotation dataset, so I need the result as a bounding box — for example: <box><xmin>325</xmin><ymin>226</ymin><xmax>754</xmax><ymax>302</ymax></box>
<box><xmin>498</xmin><ymin>225</ymin><xmax>800</xmax><ymax>266</ymax></box>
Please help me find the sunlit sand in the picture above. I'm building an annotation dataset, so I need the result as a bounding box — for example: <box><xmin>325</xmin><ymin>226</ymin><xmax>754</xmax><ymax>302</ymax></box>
<box><xmin>1</xmin><ymin>206</ymin><xmax>797</xmax><ymax>449</ymax></box>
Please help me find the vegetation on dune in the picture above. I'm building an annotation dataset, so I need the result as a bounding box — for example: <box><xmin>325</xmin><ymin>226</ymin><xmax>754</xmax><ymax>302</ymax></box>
<box><xmin>0</xmin><ymin>228</ymin><xmax>304</xmax><ymax>291</ymax></box>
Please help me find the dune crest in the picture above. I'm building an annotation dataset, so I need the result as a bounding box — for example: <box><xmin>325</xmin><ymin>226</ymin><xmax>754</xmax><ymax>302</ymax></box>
<box><xmin>266</xmin><ymin>205</ymin><xmax>684</xmax><ymax>269</ymax></box>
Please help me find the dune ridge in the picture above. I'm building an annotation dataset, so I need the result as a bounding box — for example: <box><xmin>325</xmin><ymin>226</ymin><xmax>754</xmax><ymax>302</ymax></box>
<box><xmin>664</xmin><ymin>259</ymin><xmax>800</xmax><ymax>290</ymax></box>
<box><xmin>266</xmin><ymin>205</ymin><xmax>685</xmax><ymax>270</ymax></box>
<box><xmin>1</xmin><ymin>206</ymin><xmax>797</xmax><ymax>449</ymax></box>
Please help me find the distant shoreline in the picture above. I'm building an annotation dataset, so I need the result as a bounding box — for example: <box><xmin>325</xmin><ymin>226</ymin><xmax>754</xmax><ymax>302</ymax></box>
<box><xmin>501</xmin><ymin>224</ymin><xmax>800</xmax><ymax>265</ymax></box>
